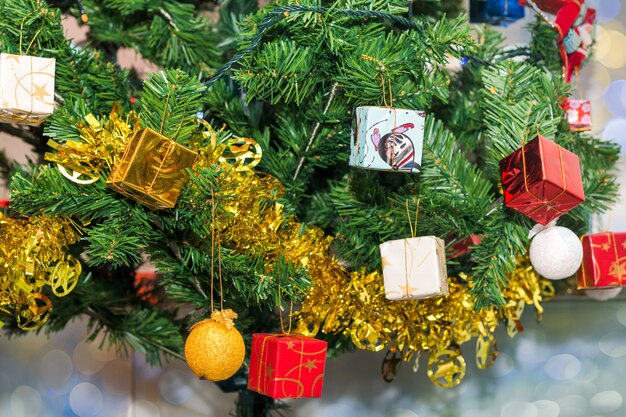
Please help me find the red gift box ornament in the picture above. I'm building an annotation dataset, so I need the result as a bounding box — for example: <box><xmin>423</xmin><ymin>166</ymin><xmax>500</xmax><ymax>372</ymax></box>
<box><xmin>578</xmin><ymin>232</ymin><xmax>626</xmax><ymax>289</ymax></box>
<box><xmin>248</xmin><ymin>333</ymin><xmax>328</xmax><ymax>399</ymax></box>
<box><xmin>564</xmin><ymin>98</ymin><xmax>591</xmax><ymax>132</ymax></box>
<box><xmin>499</xmin><ymin>135</ymin><xmax>585</xmax><ymax>225</ymax></box>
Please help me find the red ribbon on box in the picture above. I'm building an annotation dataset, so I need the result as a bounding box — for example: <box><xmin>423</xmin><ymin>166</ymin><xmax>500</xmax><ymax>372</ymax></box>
<box><xmin>248</xmin><ymin>333</ymin><xmax>328</xmax><ymax>399</ymax></box>
<box><xmin>499</xmin><ymin>135</ymin><xmax>585</xmax><ymax>225</ymax></box>
<box><xmin>578</xmin><ymin>232</ymin><xmax>626</xmax><ymax>289</ymax></box>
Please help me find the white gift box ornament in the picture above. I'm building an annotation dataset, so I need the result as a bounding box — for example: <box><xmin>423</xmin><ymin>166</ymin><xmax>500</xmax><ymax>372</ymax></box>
<box><xmin>350</xmin><ymin>106</ymin><xmax>425</xmax><ymax>173</ymax></box>
<box><xmin>380</xmin><ymin>236</ymin><xmax>449</xmax><ymax>301</ymax></box>
<box><xmin>0</xmin><ymin>53</ymin><xmax>56</xmax><ymax>126</ymax></box>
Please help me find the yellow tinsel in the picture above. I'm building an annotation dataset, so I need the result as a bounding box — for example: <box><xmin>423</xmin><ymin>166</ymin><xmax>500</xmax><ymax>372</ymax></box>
<box><xmin>45</xmin><ymin>111</ymin><xmax>140</xmax><ymax>178</ymax></box>
<box><xmin>0</xmin><ymin>214</ymin><xmax>82</xmax><ymax>330</ymax></box>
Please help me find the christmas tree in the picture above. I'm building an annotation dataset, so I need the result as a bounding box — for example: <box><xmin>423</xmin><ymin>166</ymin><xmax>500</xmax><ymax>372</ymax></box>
<box><xmin>0</xmin><ymin>0</ymin><xmax>621</xmax><ymax>415</ymax></box>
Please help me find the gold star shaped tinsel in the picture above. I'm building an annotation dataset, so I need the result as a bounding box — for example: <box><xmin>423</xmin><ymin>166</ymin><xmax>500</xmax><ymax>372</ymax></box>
<box><xmin>0</xmin><ymin>213</ymin><xmax>82</xmax><ymax>330</ymax></box>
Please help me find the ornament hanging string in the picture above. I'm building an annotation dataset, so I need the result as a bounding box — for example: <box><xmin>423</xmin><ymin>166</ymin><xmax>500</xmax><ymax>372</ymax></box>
<box><xmin>209</xmin><ymin>187</ymin><xmax>224</xmax><ymax>312</ymax></box>
<box><xmin>19</xmin><ymin>5</ymin><xmax>45</xmax><ymax>56</ymax></box>
<box><xmin>574</xmin><ymin>68</ymin><xmax>583</xmax><ymax>100</ymax></box>
<box><xmin>402</xmin><ymin>199</ymin><xmax>419</xmax><ymax>298</ymax></box>
<box><xmin>523</xmin><ymin>0</ymin><xmax>556</xmax><ymax>28</ymax></box>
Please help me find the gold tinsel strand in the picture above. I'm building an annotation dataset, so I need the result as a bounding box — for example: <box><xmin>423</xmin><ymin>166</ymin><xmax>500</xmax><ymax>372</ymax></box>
<box><xmin>0</xmin><ymin>214</ymin><xmax>82</xmax><ymax>330</ymax></box>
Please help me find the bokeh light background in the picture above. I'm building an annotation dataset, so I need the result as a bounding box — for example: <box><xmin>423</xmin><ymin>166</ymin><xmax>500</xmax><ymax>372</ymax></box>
<box><xmin>1</xmin><ymin>1</ymin><xmax>626</xmax><ymax>416</ymax></box>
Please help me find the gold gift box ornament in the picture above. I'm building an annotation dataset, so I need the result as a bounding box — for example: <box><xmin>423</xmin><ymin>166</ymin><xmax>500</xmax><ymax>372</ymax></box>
<box><xmin>107</xmin><ymin>127</ymin><xmax>197</xmax><ymax>210</ymax></box>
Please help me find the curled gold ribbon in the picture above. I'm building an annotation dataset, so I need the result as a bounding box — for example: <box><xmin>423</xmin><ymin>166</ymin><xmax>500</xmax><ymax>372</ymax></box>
<box><xmin>0</xmin><ymin>215</ymin><xmax>82</xmax><ymax>330</ymax></box>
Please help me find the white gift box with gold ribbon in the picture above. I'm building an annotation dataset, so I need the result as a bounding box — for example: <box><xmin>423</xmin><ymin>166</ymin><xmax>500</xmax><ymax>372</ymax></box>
<box><xmin>0</xmin><ymin>53</ymin><xmax>55</xmax><ymax>126</ymax></box>
<box><xmin>350</xmin><ymin>106</ymin><xmax>425</xmax><ymax>173</ymax></box>
<box><xmin>380</xmin><ymin>236</ymin><xmax>449</xmax><ymax>301</ymax></box>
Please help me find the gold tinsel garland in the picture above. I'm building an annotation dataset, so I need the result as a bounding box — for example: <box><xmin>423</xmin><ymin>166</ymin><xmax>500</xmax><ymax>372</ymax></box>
<box><xmin>44</xmin><ymin>111</ymin><xmax>554</xmax><ymax>387</ymax></box>
<box><xmin>0</xmin><ymin>213</ymin><xmax>82</xmax><ymax>330</ymax></box>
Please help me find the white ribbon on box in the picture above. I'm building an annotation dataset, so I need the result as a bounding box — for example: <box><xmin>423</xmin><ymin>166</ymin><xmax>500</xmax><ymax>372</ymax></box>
<box><xmin>380</xmin><ymin>236</ymin><xmax>449</xmax><ymax>301</ymax></box>
<box><xmin>350</xmin><ymin>106</ymin><xmax>425</xmax><ymax>173</ymax></box>
<box><xmin>0</xmin><ymin>53</ymin><xmax>56</xmax><ymax>126</ymax></box>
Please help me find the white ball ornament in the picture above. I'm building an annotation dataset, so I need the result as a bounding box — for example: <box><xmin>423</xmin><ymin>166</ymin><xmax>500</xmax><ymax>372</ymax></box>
<box><xmin>529</xmin><ymin>226</ymin><xmax>583</xmax><ymax>280</ymax></box>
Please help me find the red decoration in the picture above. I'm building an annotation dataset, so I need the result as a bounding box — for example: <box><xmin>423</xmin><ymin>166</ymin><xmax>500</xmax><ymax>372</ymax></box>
<box><xmin>134</xmin><ymin>271</ymin><xmax>159</xmax><ymax>305</ymax></box>
<box><xmin>518</xmin><ymin>0</ymin><xmax>570</xmax><ymax>15</ymax></box>
<box><xmin>564</xmin><ymin>98</ymin><xmax>591</xmax><ymax>131</ymax></box>
<box><xmin>555</xmin><ymin>2</ymin><xmax>596</xmax><ymax>83</ymax></box>
<box><xmin>449</xmin><ymin>234</ymin><xmax>483</xmax><ymax>259</ymax></box>
<box><xmin>248</xmin><ymin>333</ymin><xmax>327</xmax><ymax>399</ymax></box>
<box><xmin>499</xmin><ymin>135</ymin><xmax>585</xmax><ymax>225</ymax></box>
<box><xmin>578</xmin><ymin>233</ymin><xmax>626</xmax><ymax>290</ymax></box>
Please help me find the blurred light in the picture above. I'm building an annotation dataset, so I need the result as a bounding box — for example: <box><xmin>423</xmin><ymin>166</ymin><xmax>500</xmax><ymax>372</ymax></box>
<box><xmin>39</xmin><ymin>350</ymin><xmax>73</xmax><ymax>388</ymax></box>
<box><xmin>603</xmin><ymin>80</ymin><xmax>626</xmax><ymax>116</ymax></box>
<box><xmin>572</xmin><ymin>359</ymin><xmax>600</xmax><ymax>383</ymax></box>
<box><xmin>69</xmin><ymin>383</ymin><xmax>103</xmax><ymax>417</ymax></box>
<box><xmin>87</xmin><ymin>336</ymin><xmax>118</xmax><ymax>362</ymax></box>
<box><xmin>585</xmin><ymin>63</ymin><xmax>612</xmax><ymax>101</ymax></box>
<box><xmin>10</xmin><ymin>386</ymin><xmax>42</xmax><ymax>417</ymax></box>
<box><xmin>598</xmin><ymin>332</ymin><xmax>626</xmax><ymax>358</ymax></box>
<box><xmin>133</xmin><ymin>400</ymin><xmax>161</xmax><ymax>417</ymax></box>
<box><xmin>133</xmin><ymin>354</ymin><xmax>161</xmax><ymax>380</ymax></box>
<box><xmin>602</xmin><ymin>118</ymin><xmax>626</xmax><ymax>152</ymax></box>
<box><xmin>500</xmin><ymin>401</ymin><xmax>538</xmax><ymax>417</ymax></box>
<box><xmin>590</xmin><ymin>0</ymin><xmax>621</xmax><ymax>23</ymax></box>
<box><xmin>598</xmin><ymin>31</ymin><xmax>626</xmax><ymax>69</ymax></box>
<box><xmin>556</xmin><ymin>395</ymin><xmax>587</xmax><ymax>417</ymax></box>
<box><xmin>385</xmin><ymin>409</ymin><xmax>419</xmax><ymax>417</ymax></box>
<box><xmin>593</xmin><ymin>26</ymin><xmax>611</xmax><ymax>63</ymax></box>
<box><xmin>589</xmin><ymin>391</ymin><xmax>623</xmax><ymax>414</ymax></box>
<box><xmin>532</xmin><ymin>400</ymin><xmax>559</xmax><ymax>417</ymax></box>
<box><xmin>617</xmin><ymin>306</ymin><xmax>626</xmax><ymax>326</ymax></box>
<box><xmin>101</xmin><ymin>360</ymin><xmax>131</xmax><ymax>396</ymax></box>
<box><xmin>492</xmin><ymin>352</ymin><xmax>514</xmax><ymax>377</ymax></box>
<box><xmin>158</xmin><ymin>370</ymin><xmax>192</xmax><ymax>405</ymax></box>
<box><xmin>544</xmin><ymin>354</ymin><xmax>581</xmax><ymax>380</ymax></box>
<box><xmin>15</xmin><ymin>331</ymin><xmax>49</xmax><ymax>352</ymax></box>
<box><xmin>73</xmin><ymin>342</ymin><xmax>106</xmax><ymax>375</ymax></box>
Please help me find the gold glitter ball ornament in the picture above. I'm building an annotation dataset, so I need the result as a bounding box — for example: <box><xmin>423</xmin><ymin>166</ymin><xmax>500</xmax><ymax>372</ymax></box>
<box><xmin>184</xmin><ymin>309</ymin><xmax>245</xmax><ymax>381</ymax></box>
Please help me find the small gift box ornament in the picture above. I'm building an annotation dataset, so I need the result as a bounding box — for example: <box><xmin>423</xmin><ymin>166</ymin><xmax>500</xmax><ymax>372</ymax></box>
<box><xmin>0</xmin><ymin>53</ymin><xmax>55</xmax><ymax>126</ymax></box>
<box><xmin>470</xmin><ymin>0</ymin><xmax>525</xmax><ymax>26</ymax></box>
<box><xmin>247</xmin><ymin>333</ymin><xmax>328</xmax><ymax>399</ymax></box>
<box><xmin>564</xmin><ymin>98</ymin><xmax>591</xmax><ymax>131</ymax></box>
<box><xmin>499</xmin><ymin>135</ymin><xmax>585</xmax><ymax>225</ymax></box>
<box><xmin>107</xmin><ymin>127</ymin><xmax>198</xmax><ymax>210</ymax></box>
<box><xmin>350</xmin><ymin>107</ymin><xmax>424</xmax><ymax>173</ymax></box>
<box><xmin>449</xmin><ymin>233</ymin><xmax>483</xmax><ymax>259</ymax></box>
<box><xmin>380</xmin><ymin>236</ymin><xmax>449</xmax><ymax>300</ymax></box>
<box><xmin>578</xmin><ymin>232</ymin><xmax>626</xmax><ymax>290</ymax></box>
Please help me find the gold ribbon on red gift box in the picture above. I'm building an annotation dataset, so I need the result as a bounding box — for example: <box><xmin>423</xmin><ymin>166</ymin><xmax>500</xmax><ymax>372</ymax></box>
<box><xmin>500</xmin><ymin>135</ymin><xmax>585</xmax><ymax>225</ymax></box>
<box><xmin>248</xmin><ymin>333</ymin><xmax>327</xmax><ymax>399</ymax></box>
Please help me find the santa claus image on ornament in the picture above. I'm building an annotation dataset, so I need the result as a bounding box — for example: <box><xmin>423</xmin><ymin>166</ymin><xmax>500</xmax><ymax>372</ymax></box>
<box><xmin>371</xmin><ymin>123</ymin><xmax>421</xmax><ymax>171</ymax></box>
